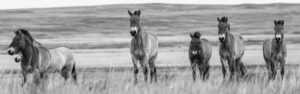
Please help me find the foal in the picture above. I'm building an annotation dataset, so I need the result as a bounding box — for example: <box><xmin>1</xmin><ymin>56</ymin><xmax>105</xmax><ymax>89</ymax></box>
<box><xmin>189</xmin><ymin>31</ymin><xmax>212</xmax><ymax>81</ymax></box>
<box><xmin>263</xmin><ymin>20</ymin><xmax>287</xmax><ymax>80</ymax></box>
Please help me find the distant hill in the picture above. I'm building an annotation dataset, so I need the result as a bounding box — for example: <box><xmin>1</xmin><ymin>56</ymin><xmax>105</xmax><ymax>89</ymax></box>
<box><xmin>0</xmin><ymin>3</ymin><xmax>299</xmax><ymax>39</ymax></box>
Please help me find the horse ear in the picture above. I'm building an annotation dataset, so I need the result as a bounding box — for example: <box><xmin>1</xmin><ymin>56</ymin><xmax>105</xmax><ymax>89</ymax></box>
<box><xmin>137</xmin><ymin>10</ymin><xmax>141</xmax><ymax>16</ymax></box>
<box><xmin>190</xmin><ymin>33</ymin><xmax>194</xmax><ymax>38</ymax></box>
<box><xmin>195</xmin><ymin>32</ymin><xmax>201</xmax><ymax>38</ymax></box>
<box><xmin>281</xmin><ymin>20</ymin><xmax>284</xmax><ymax>25</ymax></box>
<box><xmin>217</xmin><ymin>17</ymin><xmax>221</xmax><ymax>22</ymax></box>
<box><xmin>274</xmin><ymin>20</ymin><xmax>277</xmax><ymax>25</ymax></box>
<box><xmin>128</xmin><ymin>10</ymin><xmax>133</xmax><ymax>16</ymax></box>
<box><xmin>224</xmin><ymin>16</ymin><xmax>228</xmax><ymax>22</ymax></box>
<box><xmin>13</xmin><ymin>30</ymin><xmax>17</xmax><ymax>35</ymax></box>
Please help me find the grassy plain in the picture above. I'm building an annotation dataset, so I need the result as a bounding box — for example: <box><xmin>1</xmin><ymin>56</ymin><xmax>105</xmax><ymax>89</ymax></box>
<box><xmin>0</xmin><ymin>3</ymin><xmax>300</xmax><ymax>94</ymax></box>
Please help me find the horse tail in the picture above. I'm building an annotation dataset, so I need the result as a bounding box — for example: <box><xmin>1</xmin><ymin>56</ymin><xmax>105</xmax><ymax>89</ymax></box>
<box><xmin>71</xmin><ymin>62</ymin><xmax>77</xmax><ymax>83</ymax></box>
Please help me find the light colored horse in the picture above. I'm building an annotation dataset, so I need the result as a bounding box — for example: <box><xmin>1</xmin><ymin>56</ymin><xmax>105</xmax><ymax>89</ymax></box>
<box><xmin>7</xmin><ymin>29</ymin><xmax>77</xmax><ymax>86</ymax></box>
<box><xmin>189</xmin><ymin>31</ymin><xmax>212</xmax><ymax>81</ymax></box>
<box><xmin>128</xmin><ymin>10</ymin><xmax>159</xmax><ymax>83</ymax></box>
<box><xmin>217</xmin><ymin>16</ymin><xmax>247</xmax><ymax>80</ymax></box>
<box><xmin>263</xmin><ymin>20</ymin><xmax>287</xmax><ymax>80</ymax></box>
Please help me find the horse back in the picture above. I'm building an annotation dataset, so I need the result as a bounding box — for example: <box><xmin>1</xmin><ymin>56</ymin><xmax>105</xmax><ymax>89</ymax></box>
<box><xmin>49</xmin><ymin>47</ymin><xmax>75</xmax><ymax>72</ymax></box>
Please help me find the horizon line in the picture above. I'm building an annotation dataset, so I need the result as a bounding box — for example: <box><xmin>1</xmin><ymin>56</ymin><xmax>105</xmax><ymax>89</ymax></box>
<box><xmin>0</xmin><ymin>2</ymin><xmax>299</xmax><ymax>10</ymax></box>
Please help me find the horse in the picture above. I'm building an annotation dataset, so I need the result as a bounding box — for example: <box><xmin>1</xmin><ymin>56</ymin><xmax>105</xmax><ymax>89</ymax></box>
<box><xmin>12</xmin><ymin>29</ymin><xmax>41</xmax><ymax>63</ymax></box>
<box><xmin>7</xmin><ymin>29</ymin><xmax>77</xmax><ymax>86</ymax></box>
<box><xmin>188</xmin><ymin>31</ymin><xmax>212</xmax><ymax>81</ymax></box>
<box><xmin>128</xmin><ymin>10</ymin><xmax>159</xmax><ymax>83</ymax></box>
<box><xmin>217</xmin><ymin>16</ymin><xmax>247</xmax><ymax>80</ymax></box>
<box><xmin>263</xmin><ymin>20</ymin><xmax>287</xmax><ymax>80</ymax></box>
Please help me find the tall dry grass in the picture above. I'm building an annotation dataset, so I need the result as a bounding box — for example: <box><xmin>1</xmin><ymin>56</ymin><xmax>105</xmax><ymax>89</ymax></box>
<box><xmin>0</xmin><ymin>66</ymin><xmax>300</xmax><ymax>94</ymax></box>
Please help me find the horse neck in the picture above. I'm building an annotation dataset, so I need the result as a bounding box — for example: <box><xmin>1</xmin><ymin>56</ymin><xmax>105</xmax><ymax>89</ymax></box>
<box><xmin>221</xmin><ymin>33</ymin><xmax>232</xmax><ymax>49</ymax></box>
<box><xmin>133</xmin><ymin>28</ymin><xmax>145</xmax><ymax>47</ymax></box>
<box><xmin>20</xmin><ymin>38</ymin><xmax>37</xmax><ymax>66</ymax></box>
<box><xmin>273</xmin><ymin>38</ymin><xmax>284</xmax><ymax>50</ymax></box>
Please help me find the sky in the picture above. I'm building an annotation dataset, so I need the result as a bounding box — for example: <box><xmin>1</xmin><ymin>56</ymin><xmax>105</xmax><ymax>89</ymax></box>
<box><xmin>0</xmin><ymin>0</ymin><xmax>300</xmax><ymax>9</ymax></box>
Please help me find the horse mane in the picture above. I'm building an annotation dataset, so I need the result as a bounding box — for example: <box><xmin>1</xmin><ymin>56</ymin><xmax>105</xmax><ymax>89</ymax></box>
<box><xmin>17</xmin><ymin>29</ymin><xmax>34</xmax><ymax>42</ymax></box>
<box><xmin>274</xmin><ymin>20</ymin><xmax>284</xmax><ymax>26</ymax></box>
<box><xmin>17</xmin><ymin>29</ymin><xmax>42</xmax><ymax>45</ymax></box>
<box><xmin>220</xmin><ymin>16</ymin><xmax>228</xmax><ymax>22</ymax></box>
<box><xmin>193</xmin><ymin>32</ymin><xmax>201</xmax><ymax>39</ymax></box>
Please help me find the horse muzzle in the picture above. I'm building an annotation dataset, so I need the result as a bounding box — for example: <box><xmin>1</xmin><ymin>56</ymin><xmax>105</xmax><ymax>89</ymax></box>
<box><xmin>7</xmin><ymin>47</ymin><xmax>15</xmax><ymax>55</ymax></box>
<box><xmin>218</xmin><ymin>34</ymin><xmax>226</xmax><ymax>42</ymax></box>
<box><xmin>15</xmin><ymin>57</ymin><xmax>21</xmax><ymax>63</ymax></box>
<box><xmin>275</xmin><ymin>34</ymin><xmax>282</xmax><ymax>41</ymax></box>
<box><xmin>130</xmin><ymin>31</ymin><xmax>137</xmax><ymax>36</ymax></box>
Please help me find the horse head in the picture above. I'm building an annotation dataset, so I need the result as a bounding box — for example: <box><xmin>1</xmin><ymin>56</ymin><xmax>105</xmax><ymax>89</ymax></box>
<box><xmin>128</xmin><ymin>10</ymin><xmax>142</xmax><ymax>36</ymax></box>
<box><xmin>8</xmin><ymin>30</ymin><xmax>28</xmax><ymax>55</ymax></box>
<box><xmin>217</xmin><ymin>16</ymin><xmax>230</xmax><ymax>42</ymax></box>
<box><xmin>274</xmin><ymin>20</ymin><xmax>284</xmax><ymax>42</ymax></box>
<box><xmin>190</xmin><ymin>31</ymin><xmax>202</xmax><ymax>56</ymax></box>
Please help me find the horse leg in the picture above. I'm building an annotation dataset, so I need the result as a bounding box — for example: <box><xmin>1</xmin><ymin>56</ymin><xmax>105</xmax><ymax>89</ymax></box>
<box><xmin>270</xmin><ymin>62</ymin><xmax>276</xmax><ymax>80</ymax></box>
<box><xmin>191</xmin><ymin>62</ymin><xmax>197</xmax><ymax>82</ymax></box>
<box><xmin>132</xmin><ymin>57</ymin><xmax>139</xmax><ymax>84</ymax></box>
<box><xmin>21</xmin><ymin>71</ymin><xmax>27</xmax><ymax>87</ymax></box>
<box><xmin>220</xmin><ymin>58</ymin><xmax>226</xmax><ymax>78</ymax></box>
<box><xmin>61</xmin><ymin>66</ymin><xmax>72</xmax><ymax>83</ymax></box>
<box><xmin>33</xmin><ymin>69</ymin><xmax>41</xmax><ymax>85</ymax></box>
<box><xmin>149</xmin><ymin>54</ymin><xmax>157</xmax><ymax>83</ymax></box>
<box><xmin>71</xmin><ymin>63</ymin><xmax>78</xmax><ymax>84</ymax></box>
<box><xmin>204</xmin><ymin>64</ymin><xmax>210</xmax><ymax>80</ymax></box>
<box><xmin>280</xmin><ymin>58</ymin><xmax>285</xmax><ymax>80</ymax></box>
<box><xmin>228</xmin><ymin>59</ymin><xmax>235</xmax><ymax>81</ymax></box>
<box><xmin>140</xmin><ymin>57</ymin><xmax>149</xmax><ymax>82</ymax></box>
<box><xmin>265</xmin><ymin>59</ymin><xmax>272</xmax><ymax>80</ymax></box>
<box><xmin>236</xmin><ymin>57</ymin><xmax>246</xmax><ymax>77</ymax></box>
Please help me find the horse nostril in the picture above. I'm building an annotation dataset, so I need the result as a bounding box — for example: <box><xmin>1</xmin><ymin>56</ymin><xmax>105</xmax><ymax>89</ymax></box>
<box><xmin>219</xmin><ymin>37</ymin><xmax>225</xmax><ymax>41</ymax></box>
<box><xmin>130</xmin><ymin>31</ymin><xmax>137</xmax><ymax>36</ymax></box>
<box><xmin>7</xmin><ymin>50</ymin><xmax>12</xmax><ymax>55</ymax></box>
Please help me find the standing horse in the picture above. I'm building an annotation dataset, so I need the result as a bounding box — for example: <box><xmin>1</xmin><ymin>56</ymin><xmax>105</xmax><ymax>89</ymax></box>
<box><xmin>263</xmin><ymin>20</ymin><xmax>287</xmax><ymax>80</ymax></box>
<box><xmin>217</xmin><ymin>16</ymin><xmax>247</xmax><ymax>80</ymax></box>
<box><xmin>128</xmin><ymin>10</ymin><xmax>159</xmax><ymax>83</ymax></box>
<box><xmin>7</xmin><ymin>29</ymin><xmax>77</xmax><ymax>86</ymax></box>
<box><xmin>189</xmin><ymin>31</ymin><xmax>212</xmax><ymax>81</ymax></box>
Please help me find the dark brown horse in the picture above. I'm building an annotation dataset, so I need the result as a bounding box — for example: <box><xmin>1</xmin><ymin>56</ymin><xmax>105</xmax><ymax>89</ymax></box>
<box><xmin>217</xmin><ymin>16</ymin><xmax>247</xmax><ymax>80</ymax></box>
<box><xmin>7</xmin><ymin>29</ymin><xmax>77</xmax><ymax>86</ymax></box>
<box><xmin>128</xmin><ymin>10</ymin><xmax>159</xmax><ymax>83</ymax></box>
<box><xmin>189</xmin><ymin>31</ymin><xmax>212</xmax><ymax>81</ymax></box>
<box><xmin>11</xmin><ymin>29</ymin><xmax>41</xmax><ymax>63</ymax></box>
<box><xmin>263</xmin><ymin>20</ymin><xmax>287</xmax><ymax>80</ymax></box>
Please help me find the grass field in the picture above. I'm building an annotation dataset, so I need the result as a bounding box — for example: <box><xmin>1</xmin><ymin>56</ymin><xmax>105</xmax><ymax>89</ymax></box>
<box><xmin>0</xmin><ymin>3</ymin><xmax>300</xmax><ymax>94</ymax></box>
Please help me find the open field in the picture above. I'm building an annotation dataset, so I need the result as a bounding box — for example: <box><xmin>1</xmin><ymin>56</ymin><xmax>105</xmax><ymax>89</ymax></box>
<box><xmin>1</xmin><ymin>66</ymin><xmax>300</xmax><ymax>94</ymax></box>
<box><xmin>0</xmin><ymin>3</ymin><xmax>300</xmax><ymax>94</ymax></box>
